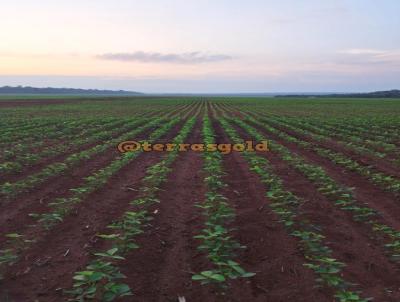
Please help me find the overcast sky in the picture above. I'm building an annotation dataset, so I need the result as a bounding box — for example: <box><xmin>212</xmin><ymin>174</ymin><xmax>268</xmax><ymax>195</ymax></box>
<box><xmin>0</xmin><ymin>0</ymin><xmax>399</xmax><ymax>93</ymax></box>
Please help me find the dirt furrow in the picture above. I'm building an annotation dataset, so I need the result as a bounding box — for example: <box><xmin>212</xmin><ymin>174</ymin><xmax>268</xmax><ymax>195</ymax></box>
<box><xmin>107</xmin><ymin>119</ymin><xmax>213</xmax><ymax>302</ymax></box>
<box><xmin>0</xmin><ymin>123</ymin><xmax>165</xmax><ymax>236</ymax></box>
<box><xmin>246</xmin><ymin>120</ymin><xmax>400</xmax><ymax>225</ymax></box>
<box><xmin>0</xmin><ymin>122</ymin><xmax>186</xmax><ymax>302</ymax></box>
<box><xmin>263</xmin><ymin>119</ymin><xmax>400</xmax><ymax>178</ymax></box>
<box><xmin>211</xmin><ymin>118</ymin><xmax>334</xmax><ymax>301</ymax></box>
<box><xmin>232</xmin><ymin>121</ymin><xmax>400</xmax><ymax>301</ymax></box>
<box><xmin>0</xmin><ymin>119</ymin><xmax>148</xmax><ymax>184</ymax></box>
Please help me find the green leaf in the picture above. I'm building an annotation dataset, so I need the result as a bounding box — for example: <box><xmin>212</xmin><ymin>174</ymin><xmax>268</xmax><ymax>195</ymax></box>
<box><xmin>5</xmin><ymin>233</ymin><xmax>23</xmax><ymax>238</ymax></box>
<box><xmin>242</xmin><ymin>272</ymin><xmax>256</xmax><ymax>278</ymax></box>
<box><xmin>192</xmin><ymin>274</ymin><xmax>206</xmax><ymax>280</ymax></box>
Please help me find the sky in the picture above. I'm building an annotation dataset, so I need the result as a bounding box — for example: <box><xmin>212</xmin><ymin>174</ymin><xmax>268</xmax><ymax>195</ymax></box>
<box><xmin>0</xmin><ymin>0</ymin><xmax>399</xmax><ymax>93</ymax></box>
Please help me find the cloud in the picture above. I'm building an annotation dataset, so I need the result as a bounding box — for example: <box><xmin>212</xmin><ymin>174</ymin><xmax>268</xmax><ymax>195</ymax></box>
<box><xmin>96</xmin><ymin>51</ymin><xmax>232</xmax><ymax>64</ymax></box>
<box><xmin>335</xmin><ymin>48</ymin><xmax>400</xmax><ymax>66</ymax></box>
<box><xmin>338</xmin><ymin>49</ymin><xmax>387</xmax><ymax>55</ymax></box>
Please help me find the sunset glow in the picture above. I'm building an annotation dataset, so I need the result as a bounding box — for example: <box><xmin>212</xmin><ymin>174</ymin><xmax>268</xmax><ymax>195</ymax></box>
<box><xmin>1</xmin><ymin>0</ymin><xmax>399</xmax><ymax>92</ymax></box>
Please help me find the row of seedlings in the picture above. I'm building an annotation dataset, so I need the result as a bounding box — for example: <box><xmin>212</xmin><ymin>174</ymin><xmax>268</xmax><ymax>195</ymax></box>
<box><xmin>246</xmin><ymin>116</ymin><xmax>400</xmax><ymax>195</ymax></box>
<box><xmin>219</xmin><ymin>118</ymin><xmax>371</xmax><ymax>302</ymax></box>
<box><xmin>191</xmin><ymin>116</ymin><xmax>255</xmax><ymax>290</ymax></box>
<box><xmin>66</xmin><ymin>117</ymin><xmax>196</xmax><ymax>301</ymax></box>
<box><xmin>0</xmin><ymin>117</ymin><xmax>159</xmax><ymax>199</ymax></box>
<box><xmin>0</xmin><ymin>117</ymin><xmax>179</xmax><ymax>279</ymax></box>
<box><xmin>233</xmin><ymin>118</ymin><xmax>400</xmax><ymax>263</ymax></box>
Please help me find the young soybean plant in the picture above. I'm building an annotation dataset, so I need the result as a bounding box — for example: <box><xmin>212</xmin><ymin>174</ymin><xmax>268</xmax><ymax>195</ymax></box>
<box><xmin>192</xmin><ymin>116</ymin><xmax>255</xmax><ymax>290</ymax></box>
<box><xmin>222</xmin><ymin>118</ymin><xmax>372</xmax><ymax>302</ymax></box>
<box><xmin>67</xmin><ymin>253</ymin><xmax>132</xmax><ymax>301</ymax></box>
<box><xmin>66</xmin><ymin>118</ymin><xmax>197</xmax><ymax>301</ymax></box>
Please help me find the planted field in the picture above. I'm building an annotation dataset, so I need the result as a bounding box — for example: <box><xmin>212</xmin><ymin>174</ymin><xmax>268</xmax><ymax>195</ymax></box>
<box><xmin>0</xmin><ymin>97</ymin><xmax>400</xmax><ymax>302</ymax></box>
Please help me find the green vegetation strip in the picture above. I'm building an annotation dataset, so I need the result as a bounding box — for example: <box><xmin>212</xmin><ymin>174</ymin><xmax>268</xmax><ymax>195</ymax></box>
<box><xmin>191</xmin><ymin>116</ymin><xmax>255</xmax><ymax>289</ymax></box>
<box><xmin>248</xmin><ymin>116</ymin><xmax>400</xmax><ymax>195</ymax></box>
<box><xmin>254</xmin><ymin>113</ymin><xmax>399</xmax><ymax>165</ymax></box>
<box><xmin>305</xmin><ymin>117</ymin><xmax>400</xmax><ymax>144</ymax></box>
<box><xmin>219</xmin><ymin>118</ymin><xmax>371</xmax><ymax>302</ymax></box>
<box><xmin>0</xmin><ymin>119</ymin><xmax>59</xmax><ymax>143</ymax></box>
<box><xmin>66</xmin><ymin>117</ymin><xmax>196</xmax><ymax>301</ymax></box>
<box><xmin>1</xmin><ymin>118</ymin><xmax>117</xmax><ymax>160</ymax></box>
<box><xmin>31</xmin><ymin>118</ymin><xmax>179</xmax><ymax>229</ymax></box>
<box><xmin>0</xmin><ymin>118</ymin><xmax>129</xmax><ymax>174</ymax></box>
<box><xmin>0</xmin><ymin>118</ymin><xmax>177</xmax><ymax>279</ymax></box>
<box><xmin>0</xmin><ymin>107</ymin><xmax>159</xmax><ymax>147</ymax></box>
<box><xmin>0</xmin><ymin>106</ymin><xmax>177</xmax><ymax>164</ymax></box>
<box><xmin>233</xmin><ymin>117</ymin><xmax>400</xmax><ymax>263</ymax></box>
<box><xmin>259</xmin><ymin>114</ymin><xmax>393</xmax><ymax>159</ymax></box>
<box><xmin>285</xmin><ymin>116</ymin><xmax>397</xmax><ymax>154</ymax></box>
<box><xmin>0</xmin><ymin>118</ymin><xmax>156</xmax><ymax>199</ymax></box>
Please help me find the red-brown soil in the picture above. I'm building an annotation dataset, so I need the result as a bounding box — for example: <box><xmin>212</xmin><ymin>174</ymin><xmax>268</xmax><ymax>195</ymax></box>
<box><xmin>1</xmin><ymin>102</ymin><xmax>400</xmax><ymax>302</ymax></box>
<box><xmin>245</xmin><ymin>120</ymin><xmax>400</xmax><ymax>221</ymax></box>
<box><xmin>229</xmin><ymin>121</ymin><xmax>400</xmax><ymax>301</ymax></box>
<box><xmin>0</xmin><ymin>121</ymin><xmax>185</xmax><ymax>301</ymax></box>
<box><xmin>262</xmin><ymin>119</ymin><xmax>400</xmax><ymax>179</ymax></box>
<box><xmin>213</xmin><ymin>119</ymin><xmax>332</xmax><ymax>301</ymax></box>
<box><xmin>0</xmin><ymin>123</ymin><xmax>168</xmax><ymax>239</ymax></box>
<box><xmin>0</xmin><ymin>120</ymin><xmax>152</xmax><ymax>184</ymax></box>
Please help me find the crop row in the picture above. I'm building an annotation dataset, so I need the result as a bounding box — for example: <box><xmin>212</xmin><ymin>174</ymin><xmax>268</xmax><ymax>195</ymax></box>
<box><xmin>0</xmin><ymin>105</ymin><xmax>164</xmax><ymax>148</ymax></box>
<box><xmin>0</xmin><ymin>105</ymin><xmax>190</xmax><ymax>176</ymax></box>
<box><xmin>300</xmin><ymin>117</ymin><xmax>399</xmax><ymax>151</ymax></box>
<box><xmin>261</xmin><ymin>114</ymin><xmax>399</xmax><ymax>164</ymax></box>
<box><xmin>219</xmin><ymin>118</ymin><xmax>371</xmax><ymax>302</ymax></box>
<box><xmin>304</xmin><ymin>117</ymin><xmax>400</xmax><ymax>144</ymax></box>
<box><xmin>0</xmin><ymin>118</ymin><xmax>103</xmax><ymax>146</ymax></box>
<box><xmin>0</xmin><ymin>118</ymin><xmax>121</xmax><ymax>162</ymax></box>
<box><xmin>231</xmin><ymin>117</ymin><xmax>400</xmax><ymax>263</ymax></box>
<box><xmin>0</xmin><ymin>117</ymin><xmax>159</xmax><ymax>199</ymax></box>
<box><xmin>66</xmin><ymin>117</ymin><xmax>196</xmax><ymax>301</ymax></box>
<box><xmin>0</xmin><ymin>119</ymin><xmax>60</xmax><ymax>142</ymax></box>
<box><xmin>246</xmin><ymin>116</ymin><xmax>400</xmax><ymax>195</ymax></box>
<box><xmin>0</xmin><ymin>117</ymin><xmax>126</xmax><ymax>161</ymax></box>
<box><xmin>0</xmin><ymin>117</ymin><xmax>180</xmax><ymax>280</ymax></box>
<box><xmin>192</xmin><ymin>115</ymin><xmax>254</xmax><ymax>288</ymax></box>
<box><xmin>259</xmin><ymin>114</ymin><xmax>397</xmax><ymax>161</ymax></box>
<box><xmin>0</xmin><ymin>118</ymin><xmax>132</xmax><ymax>175</ymax></box>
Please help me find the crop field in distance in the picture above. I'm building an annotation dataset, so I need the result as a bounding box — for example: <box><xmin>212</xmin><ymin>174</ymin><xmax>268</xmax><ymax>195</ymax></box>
<box><xmin>0</xmin><ymin>96</ymin><xmax>400</xmax><ymax>302</ymax></box>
